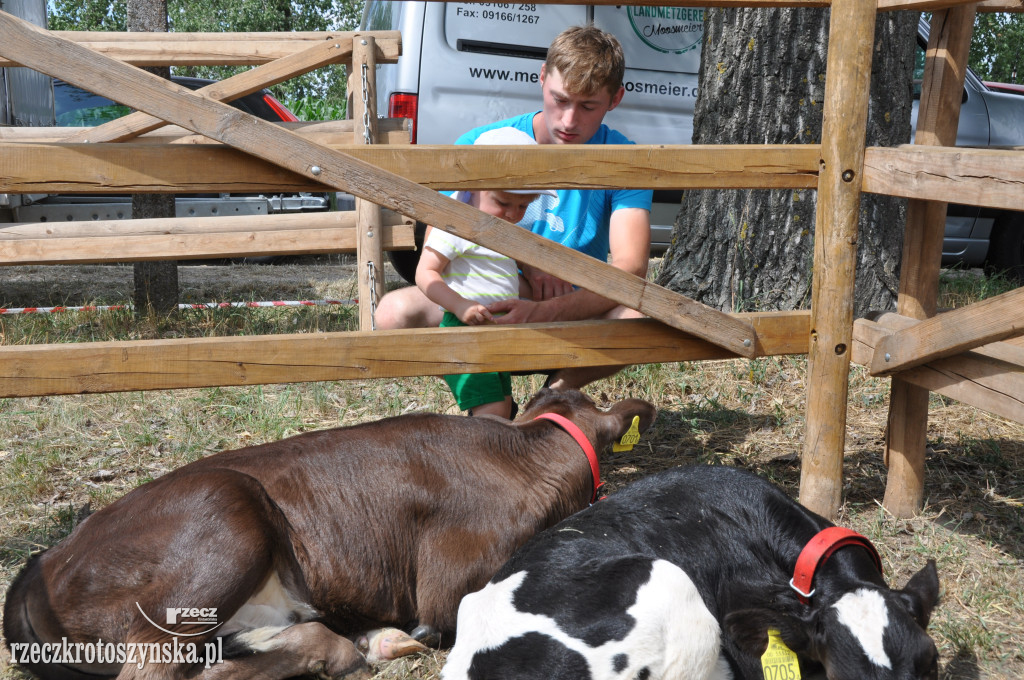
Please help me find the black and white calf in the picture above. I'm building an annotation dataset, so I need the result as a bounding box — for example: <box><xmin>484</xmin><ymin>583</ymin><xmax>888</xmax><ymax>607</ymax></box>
<box><xmin>444</xmin><ymin>554</ymin><xmax>727</xmax><ymax>680</ymax></box>
<box><xmin>443</xmin><ymin>465</ymin><xmax>940</xmax><ymax>680</ymax></box>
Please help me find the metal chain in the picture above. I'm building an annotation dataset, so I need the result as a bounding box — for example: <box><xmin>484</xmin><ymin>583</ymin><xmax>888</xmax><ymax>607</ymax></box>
<box><xmin>361</xmin><ymin>62</ymin><xmax>373</xmax><ymax>146</ymax></box>
<box><xmin>367</xmin><ymin>259</ymin><xmax>378</xmax><ymax>331</ymax></box>
<box><xmin>358</xmin><ymin>55</ymin><xmax>376</xmax><ymax>330</ymax></box>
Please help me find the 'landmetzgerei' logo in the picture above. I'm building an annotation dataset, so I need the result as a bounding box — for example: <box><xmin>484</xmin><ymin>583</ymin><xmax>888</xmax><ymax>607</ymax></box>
<box><xmin>627</xmin><ymin>6</ymin><xmax>704</xmax><ymax>55</ymax></box>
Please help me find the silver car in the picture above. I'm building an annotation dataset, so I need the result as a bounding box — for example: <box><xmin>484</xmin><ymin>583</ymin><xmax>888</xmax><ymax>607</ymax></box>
<box><xmin>914</xmin><ymin>17</ymin><xmax>1024</xmax><ymax>281</ymax></box>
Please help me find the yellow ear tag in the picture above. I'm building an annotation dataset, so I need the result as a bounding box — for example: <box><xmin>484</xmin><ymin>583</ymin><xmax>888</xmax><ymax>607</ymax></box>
<box><xmin>612</xmin><ymin>416</ymin><xmax>641</xmax><ymax>452</ymax></box>
<box><xmin>760</xmin><ymin>628</ymin><xmax>801</xmax><ymax>680</ymax></box>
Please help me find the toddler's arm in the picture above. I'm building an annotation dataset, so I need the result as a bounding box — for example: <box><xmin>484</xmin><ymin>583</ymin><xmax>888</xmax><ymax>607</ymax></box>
<box><xmin>416</xmin><ymin>246</ymin><xmax>494</xmax><ymax>325</ymax></box>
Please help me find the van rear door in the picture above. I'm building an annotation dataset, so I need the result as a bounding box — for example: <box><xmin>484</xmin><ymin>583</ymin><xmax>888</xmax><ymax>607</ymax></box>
<box><xmin>416</xmin><ymin>3</ymin><xmax>702</xmax><ymax>145</ymax></box>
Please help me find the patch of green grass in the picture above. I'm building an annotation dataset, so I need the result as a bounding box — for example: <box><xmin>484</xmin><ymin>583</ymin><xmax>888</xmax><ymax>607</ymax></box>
<box><xmin>960</xmin><ymin>436</ymin><xmax>1011</xmax><ymax>470</ymax></box>
<box><xmin>0</xmin><ymin>302</ymin><xmax>358</xmax><ymax>345</ymax></box>
<box><xmin>933</xmin><ymin>616</ymin><xmax>1011</xmax><ymax>662</ymax></box>
<box><xmin>938</xmin><ymin>268</ymin><xmax>1018</xmax><ymax>309</ymax></box>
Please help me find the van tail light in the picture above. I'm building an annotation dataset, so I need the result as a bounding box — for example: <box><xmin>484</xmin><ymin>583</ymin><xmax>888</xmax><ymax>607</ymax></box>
<box><xmin>388</xmin><ymin>93</ymin><xmax>419</xmax><ymax>143</ymax></box>
<box><xmin>263</xmin><ymin>93</ymin><xmax>300</xmax><ymax>122</ymax></box>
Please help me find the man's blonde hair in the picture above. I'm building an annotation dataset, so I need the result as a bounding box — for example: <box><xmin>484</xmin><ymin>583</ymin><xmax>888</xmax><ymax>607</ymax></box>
<box><xmin>545</xmin><ymin>25</ymin><xmax>625</xmax><ymax>98</ymax></box>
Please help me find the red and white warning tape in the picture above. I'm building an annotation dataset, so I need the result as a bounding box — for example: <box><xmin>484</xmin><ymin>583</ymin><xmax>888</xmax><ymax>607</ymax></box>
<box><xmin>0</xmin><ymin>299</ymin><xmax>357</xmax><ymax>315</ymax></box>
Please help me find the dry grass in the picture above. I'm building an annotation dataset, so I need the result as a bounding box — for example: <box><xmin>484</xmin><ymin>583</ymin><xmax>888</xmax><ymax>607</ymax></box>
<box><xmin>0</xmin><ymin>260</ymin><xmax>1021</xmax><ymax>679</ymax></box>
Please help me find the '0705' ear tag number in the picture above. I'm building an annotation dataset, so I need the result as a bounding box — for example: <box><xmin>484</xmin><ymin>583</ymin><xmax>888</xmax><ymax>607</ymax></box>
<box><xmin>760</xmin><ymin>628</ymin><xmax>801</xmax><ymax>680</ymax></box>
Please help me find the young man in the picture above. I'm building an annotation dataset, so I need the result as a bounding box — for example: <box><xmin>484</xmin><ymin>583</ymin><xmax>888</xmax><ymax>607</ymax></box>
<box><xmin>376</xmin><ymin>25</ymin><xmax>652</xmax><ymax>390</ymax></box>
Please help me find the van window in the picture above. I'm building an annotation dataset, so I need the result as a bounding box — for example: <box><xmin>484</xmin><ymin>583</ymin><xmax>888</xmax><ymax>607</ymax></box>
<box><xmin>593</xmin><ymin>6</ymin><xmax>703</xmax><ymax>74</ymax></box>
<box><xmin>444</xmin><ymin>3</ymin><xmax>588</xmax><ymax>58</ymax></box>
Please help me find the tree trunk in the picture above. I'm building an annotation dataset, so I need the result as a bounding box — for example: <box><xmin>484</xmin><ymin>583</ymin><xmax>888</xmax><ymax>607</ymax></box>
<box><xmin>128</xmin><ymin>0</ymin><xmax>179</xmax><ymax>316</ymax></box>
<box><xmin>657</xmin><ymin>8</ymin><xmax>918</xmax><ymax>319</ymax></box>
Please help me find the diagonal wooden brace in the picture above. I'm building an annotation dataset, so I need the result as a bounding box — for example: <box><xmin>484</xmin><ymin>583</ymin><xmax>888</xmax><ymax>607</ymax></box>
<box><xmin>870</xmin><ymin>286</ymin><xmax>1024</xmax><ymax>376</ymax></box>
<box><xmin>63</xmin><ymin>35</ymin><xmax>392</xmax><ymax>144</ymax></box>
<box><xmin>0</xmin><ymin>10</ymin><xmax>758</xmax><ymax>357</ymax></box>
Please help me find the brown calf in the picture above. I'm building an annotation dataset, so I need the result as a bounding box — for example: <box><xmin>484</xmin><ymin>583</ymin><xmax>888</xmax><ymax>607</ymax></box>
<box><xmin>4</xmin><ymin>389</ymin><xmax>656</xmax><ymax>680</ymax></box>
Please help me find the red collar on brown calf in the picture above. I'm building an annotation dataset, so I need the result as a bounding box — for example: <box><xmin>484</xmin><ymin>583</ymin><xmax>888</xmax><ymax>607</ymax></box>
<box><xmin>533</xmin><ymin>412</ymin><xmax>602</xmax><ymax>504</ymax></box>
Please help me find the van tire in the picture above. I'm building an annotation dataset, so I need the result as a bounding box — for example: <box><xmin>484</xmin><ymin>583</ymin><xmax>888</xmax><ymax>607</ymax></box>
<box><xmin>387</xmin><ymin>221</ymin><xmax>427</xmax><ymax>284</ymax></box>
<box><xmin>985</xmin><ymin>212</ymin><xmax>1024</xmax><ymax>283</ymax></box>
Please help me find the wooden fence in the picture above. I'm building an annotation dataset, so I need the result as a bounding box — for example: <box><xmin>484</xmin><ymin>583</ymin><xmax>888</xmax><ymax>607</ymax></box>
<box><xmin>1</xmin><ymin>0</ymin><xmax>1022</xmax><ymax>521</ymax></box>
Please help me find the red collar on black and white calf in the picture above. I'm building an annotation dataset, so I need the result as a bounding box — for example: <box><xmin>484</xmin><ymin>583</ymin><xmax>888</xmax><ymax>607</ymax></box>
<box><xmin>790</xmin><ymin>527</ymin><xmax>884</xmax><ymax>605</ymax></box>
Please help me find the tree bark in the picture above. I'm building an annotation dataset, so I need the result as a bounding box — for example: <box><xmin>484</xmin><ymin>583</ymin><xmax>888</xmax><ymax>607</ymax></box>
<box><xmin>657</xmin><ymin>8</ymin><xmax>918</xmax><ymax>319</ymax></box>
<box><xmin>128</xmin><ymin>0</ymin><xmax>179</xmax><ymax>316</ymax></box>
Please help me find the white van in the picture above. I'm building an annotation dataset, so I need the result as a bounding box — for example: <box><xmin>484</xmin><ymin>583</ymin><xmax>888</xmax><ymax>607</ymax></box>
<box><xmin>360</xmin><ymin>1</ymin><xmax>701</xmax><ymax>280</ymax></box>
<box><xmin>360</xmin><ymin>4</ymin><xmax>1024</xmax><ymax>283</ymax></box>
<box><xmin>362</xmin><ymin>2</ymin><xmax>701</xmax><ymax>145</ymax></box>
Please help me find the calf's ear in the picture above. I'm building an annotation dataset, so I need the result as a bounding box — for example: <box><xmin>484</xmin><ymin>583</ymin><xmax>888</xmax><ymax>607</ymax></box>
<box><xmin>600</xmin><ymin>399</ymin><xmax>657</xmax><ymax>442</ymax></box>
<box><xmin>898</xmin><ymin>559</ymin><xmax>940</xmax><ymax>627</ymax></box>
<box><xmin>723</xmin><ymin>608</ymin><xmax>815</xmax><ymax>659</ymax></box>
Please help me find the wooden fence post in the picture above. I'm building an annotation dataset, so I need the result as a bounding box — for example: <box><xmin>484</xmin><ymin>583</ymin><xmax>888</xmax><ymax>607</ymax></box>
<box><xmin>351</xmin><ymin>35</ymin><xmax>386</xmax><ymax>331</ymax></box>
<box><xmin>883</xmin><ymin>5</ymin><xmax>977</xmax><ymax>518</ymax></box>
<box><xmin>799</xmin><ymin>0</ymin><xmax>877</xmax><ymax>519</ymax></box>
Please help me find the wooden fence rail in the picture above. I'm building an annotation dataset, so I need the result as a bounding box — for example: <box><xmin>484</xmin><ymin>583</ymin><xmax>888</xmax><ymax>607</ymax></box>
<box><xmin>0</xmin><ymin>210</ymin><xmax>415</xmax><ymax>264</ymax></box>
<box><xmin>0</xmin><ymin>314</ymin><xmax>809</xmax><ymax>398</ymax></box>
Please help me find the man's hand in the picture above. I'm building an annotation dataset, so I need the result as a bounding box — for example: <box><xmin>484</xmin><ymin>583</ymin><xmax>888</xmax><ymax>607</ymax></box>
<box><xmin>487</xmin><ymin>298</ymin><xmax>554</xmax><ymax>325</ymax></box>
<box><xmin>519</xmin><ymin>263</ymin><xmax>574</xmax><ymax>301</ymax></box>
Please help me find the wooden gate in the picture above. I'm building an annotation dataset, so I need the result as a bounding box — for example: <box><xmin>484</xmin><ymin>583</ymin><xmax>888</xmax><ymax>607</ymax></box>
<box><xmin>1</xmin><ymin>0</ymin><xmax>1022</xmax><ymax>520</ymax></box>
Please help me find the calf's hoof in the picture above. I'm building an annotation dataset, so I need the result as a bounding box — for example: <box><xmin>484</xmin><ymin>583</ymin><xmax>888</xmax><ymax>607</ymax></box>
<box><xmin>357</xmin><ymin>627</ymin><xmax>428</xmax><ymax>663</ymax></box>
<box><xmin>410</xmin><ymin>624</ymin><xmax>441</xmax><ymax>648</ymax></box>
